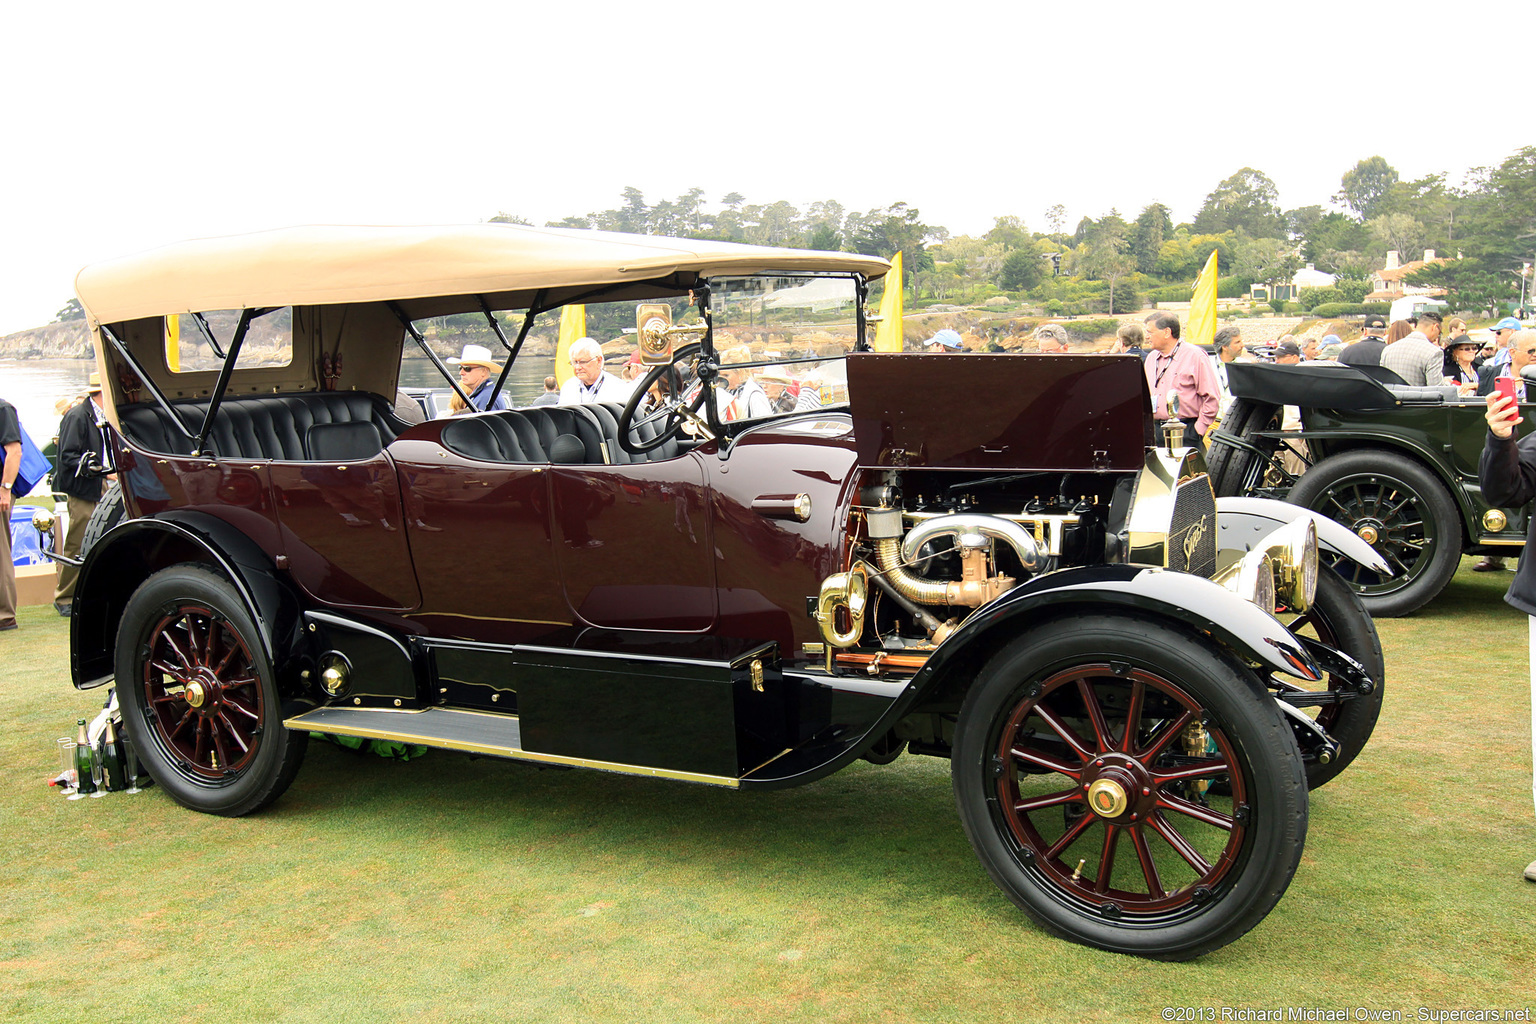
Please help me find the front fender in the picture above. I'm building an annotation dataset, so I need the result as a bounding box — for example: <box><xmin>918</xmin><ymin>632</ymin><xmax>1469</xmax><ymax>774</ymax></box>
<box><xmin>924</xmin><ymin>563</ymin><xmax>1322</xmax><ymax>683</ymax></box>
<box><xmin>70</xmin><ymin>512</ymin><xmax>304</xmax><ymax>691</ymax></box>
<box><xmin>744</xmin><ymin>564</ymin><xmax>1318</xmax><ymax>791</ymax></box>
<box><xmin>1217</xmin><ymin>495</ymin><xmax>1391</xmax><ymax>575</ymax></box>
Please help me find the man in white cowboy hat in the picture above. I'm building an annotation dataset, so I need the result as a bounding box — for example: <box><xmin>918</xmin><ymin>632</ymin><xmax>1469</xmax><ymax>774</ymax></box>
<box><xmin>446</xmin><ymin>344</ymin><xmax>511</xmax><ymax>412</ymax></box>
<box><xmin>53</xmin><ymin>372</ymin><xmax>116</xmax><ymax>616</ymax></box>
<box><xmin>559</xmin><ymin>338</ymin><xmax>633</xmax><ymax>406</ymax></box>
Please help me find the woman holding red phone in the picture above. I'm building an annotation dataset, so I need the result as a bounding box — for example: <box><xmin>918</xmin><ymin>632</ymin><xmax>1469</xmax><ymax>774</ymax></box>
<box><xmin>1478</xmin><ymin>329</ymin><xmax>1536</xmax><ymax>884</ymax></box>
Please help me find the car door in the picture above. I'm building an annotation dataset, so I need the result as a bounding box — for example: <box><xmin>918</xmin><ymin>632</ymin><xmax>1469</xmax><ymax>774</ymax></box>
<box><xmin>550</xmin><ymin>455</ymin><xmax>715</xmax><ymax>631</ymax></box>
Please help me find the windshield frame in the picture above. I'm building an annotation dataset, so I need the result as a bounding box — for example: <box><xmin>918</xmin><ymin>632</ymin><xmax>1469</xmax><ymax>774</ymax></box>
<box><xmin>697</xmin><ymin>271</ymin><xmax>871</xmax><ymax>437</ymax></box>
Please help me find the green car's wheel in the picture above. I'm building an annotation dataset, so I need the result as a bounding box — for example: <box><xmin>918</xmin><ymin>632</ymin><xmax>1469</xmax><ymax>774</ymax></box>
<box><xmin>952</xmin><ymin>615</ymin><xmax>1307</xmax><ymax>960</ymax></box>
<box><xmin>1288</xmin><ymin>450</ymin><xmax>1460</xmax><ymax>617</ymax></box>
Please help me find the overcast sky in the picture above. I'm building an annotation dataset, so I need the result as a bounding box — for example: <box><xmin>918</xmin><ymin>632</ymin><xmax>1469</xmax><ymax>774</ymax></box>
<box><xmin>2</xmin><ymin>0</ymin><xmax>1529</xmax><ymax>337</ymax></box>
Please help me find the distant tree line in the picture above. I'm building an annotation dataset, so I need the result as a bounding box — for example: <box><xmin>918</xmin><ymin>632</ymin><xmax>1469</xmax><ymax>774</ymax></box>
<box><xmin>484</xmin><ymin>145</ymin><xmax>1536</xmax><ymax>318</ymax></box>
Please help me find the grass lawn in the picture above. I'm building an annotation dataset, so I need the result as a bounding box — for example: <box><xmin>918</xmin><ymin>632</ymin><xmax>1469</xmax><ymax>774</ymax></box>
<box><xmin>2</xmin><ymin>558</ymin><xmax>1533</xmax><ymax>1023</ymax></box>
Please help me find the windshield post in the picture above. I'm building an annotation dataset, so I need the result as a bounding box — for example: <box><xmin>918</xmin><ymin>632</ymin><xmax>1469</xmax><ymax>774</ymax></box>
<box><xmin>854</xmin><ymin>275</ymin><xmax>869</xmax><ymax>352</ymax></box>
<box><xmin>387</xmin><ymin>301</ymin><xmax>475</xmax><ymax>408</ymax></box>
<box><xmin>193</xmin><ymin>307</ymin><xmax>260</xmax><ymax>457</ymax></box>
<box><xmin>695</xmin><ymin>282</ymin><xmax>724</xmax><ymax>436</ymax></box>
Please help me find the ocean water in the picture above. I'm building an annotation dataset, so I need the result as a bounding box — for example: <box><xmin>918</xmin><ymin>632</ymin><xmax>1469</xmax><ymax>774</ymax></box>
<box><xmin>0</xmin><ymin>358</ymin><xmax>96</xmax><ymax>449</ymax></box>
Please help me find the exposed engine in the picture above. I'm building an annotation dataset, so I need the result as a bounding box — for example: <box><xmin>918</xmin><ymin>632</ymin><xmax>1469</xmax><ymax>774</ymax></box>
<box><xmin>814</xmin><ymin>451</ymin><xmax>1230</xmax><ymax>669</ymax></box>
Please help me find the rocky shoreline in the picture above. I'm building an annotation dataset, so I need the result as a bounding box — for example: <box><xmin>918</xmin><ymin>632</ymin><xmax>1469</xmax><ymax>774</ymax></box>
<box><xmin>0</xmin><ymin>321</ymin><xmax>92</xmax><ymax>359</ymax></box>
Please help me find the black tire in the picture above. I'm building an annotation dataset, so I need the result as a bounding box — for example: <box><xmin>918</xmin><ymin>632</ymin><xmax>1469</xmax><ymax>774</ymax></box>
<box><xmin>79</xmin><ymin>481</ymin><xmax>127</xmax><ymax>557</ymax></box>
<box><xmin>952</xmin><ymin>615</ymin><xmax>1307</xmax><ymax>960</ymax></box>
<box><xmin>1288</xmin><ymin>450</ymin><xmax>1460</xmax><ymax>617</ymax></box>
<box><xmin>115</xmin><ymin>564</ymin><xmax>306</xmax><ymax>816</ymax></box>
<box><xmin>1276</xmin><ymin>566</ymin><xmax>1385</xmax><ymax>790</ymax></box>
<box><xmin>1207</xmin><ymin>399</ymin><xmax>1281</xmax><ymax>497</ymax></box>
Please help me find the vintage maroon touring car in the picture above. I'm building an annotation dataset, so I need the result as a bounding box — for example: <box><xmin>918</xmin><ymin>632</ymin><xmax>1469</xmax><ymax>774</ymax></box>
<box><xmin>60</xmin><ymin>224</ymin><xmax>1388</xmax><ymax>959</ymax></box>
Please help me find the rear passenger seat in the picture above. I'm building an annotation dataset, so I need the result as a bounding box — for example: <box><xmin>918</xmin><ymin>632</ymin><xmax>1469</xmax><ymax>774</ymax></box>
<box><xmin>118</xmin><ymin>392</ymin><xmax>414</xmax><ymax>461</ymax></box>
<box><xmin>441</xmin><ymin>402</ymin><xmax>686</xmax><ymax>465</ymax></box>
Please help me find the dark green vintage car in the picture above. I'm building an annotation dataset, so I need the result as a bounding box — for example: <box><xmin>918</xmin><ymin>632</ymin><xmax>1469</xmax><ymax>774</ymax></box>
<box><xmin>1209</xmin><ymin>361</ymin><xmax>1530</xmax><ymax>616</ymax></box>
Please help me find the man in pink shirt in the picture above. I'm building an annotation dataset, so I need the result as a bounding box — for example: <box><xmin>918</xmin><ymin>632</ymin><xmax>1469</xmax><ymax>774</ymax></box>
<box><xmin>1143</xmin><ymin>312</ymin><xmax>1220</xmax><ymax>441</ymax></box>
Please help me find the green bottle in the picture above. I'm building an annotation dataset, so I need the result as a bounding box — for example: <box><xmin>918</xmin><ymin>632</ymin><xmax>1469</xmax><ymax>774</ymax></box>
<box><xmin>100</xmin><ymin>719</ymin><xmax>126</xmax><ymax>792</ymax></box>
<box><xmin>74</xmin><ymin>719</ymin><xmax>97</xmax><ymax>796</ymax></box>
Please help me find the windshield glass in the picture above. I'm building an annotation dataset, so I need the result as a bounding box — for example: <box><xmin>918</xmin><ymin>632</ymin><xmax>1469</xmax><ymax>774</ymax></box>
<box><xmin>706</xmin><ymin>274</ymin><xmax>862</xmax><ymax>423</ymax></box>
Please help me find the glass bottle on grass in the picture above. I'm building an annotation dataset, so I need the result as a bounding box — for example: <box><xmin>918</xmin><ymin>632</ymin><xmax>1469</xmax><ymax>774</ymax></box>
<box><xmin>100</xmin><ymin>718</ymin><xmax>125</xmax><ymax>792</ymax></box>
<box><xmin>71</xmin><ymin>720</ymin><xmax>96</xmax><ymax>798</ymax></box>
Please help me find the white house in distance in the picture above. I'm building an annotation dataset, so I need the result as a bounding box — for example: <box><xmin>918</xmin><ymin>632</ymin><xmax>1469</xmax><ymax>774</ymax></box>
<box><xmin>1366</xmin><ymin>249</ymin><xmax>1449</xmax><ymax>305</ymax></box>
<box><xmin>1251</xmin><ymin>263</ymin><xmax>1336</xmax><ymax>303</ymax></box>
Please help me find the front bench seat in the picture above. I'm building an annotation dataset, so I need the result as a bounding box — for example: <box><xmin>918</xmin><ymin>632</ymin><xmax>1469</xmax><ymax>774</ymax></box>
<box><xmin>440</xmin><ymin>402</ymin><xmax>686</xmax><ymax>465</ymax></box>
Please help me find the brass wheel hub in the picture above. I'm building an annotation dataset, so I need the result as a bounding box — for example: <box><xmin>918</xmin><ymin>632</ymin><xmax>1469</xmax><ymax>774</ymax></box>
<box><xmin>1086</xmin><ymin>778</ymin><xmax>1129</xmax><ymax>818</ymax></box>
<box><xmin>184</xmin><ymin>679</ymin><xmax>208</xmax><ymax>709</ymax></box>
<box><xmin>1355</xmin><ymin>523</ymin><xmax>1380</xmax><ymax>545</ymax></box>
<box><xmin>1080</xmin><ymin>754</ymin><xmax>1155</xmax><ymax>821</ymax></box>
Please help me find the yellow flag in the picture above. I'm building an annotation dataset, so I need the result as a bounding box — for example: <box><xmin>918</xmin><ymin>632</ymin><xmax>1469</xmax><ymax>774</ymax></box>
<box><xmin>1186</xmin><ymin>249</ymin><xmax>1220</xmax><ymax>352</ymax></box>
<box><xmin>555</xmin><ymin>304</ymin><xmax>586</xmax><ymax>387</ymax></box>
<box><xmin>166</xmin><ymin>314</ymin><xmax>180</xmax><ymax>372</ymax></box>
<box><xmin>873</xmin><ymin>252</ymin><xmax>903</xmax><ymax>352</ymax></box>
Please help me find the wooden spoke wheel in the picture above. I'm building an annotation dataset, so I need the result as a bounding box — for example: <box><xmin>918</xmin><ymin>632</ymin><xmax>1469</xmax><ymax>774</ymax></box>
<box><xmin>116</xmin><ymin>564</ymin><xmax>306</xmax><ymax>816</ymax></box>
<box><xmin>952</xmin><ymin>615</ymin><xmax>1306</xmax><ymax>960</ymax></box>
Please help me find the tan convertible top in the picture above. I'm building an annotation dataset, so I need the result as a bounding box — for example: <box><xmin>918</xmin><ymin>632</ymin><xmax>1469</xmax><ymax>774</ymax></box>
<box><xmin>74</xmin><ymin>223</ymin><xmax>891</xmax><ymax>325</ymax></box>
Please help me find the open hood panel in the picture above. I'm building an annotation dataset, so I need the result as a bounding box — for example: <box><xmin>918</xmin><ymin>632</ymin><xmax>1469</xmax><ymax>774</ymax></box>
<box><xmin>846</xmin><ymin>353</ymin><xmax>1151</xmax><ymax>472</ymax></box>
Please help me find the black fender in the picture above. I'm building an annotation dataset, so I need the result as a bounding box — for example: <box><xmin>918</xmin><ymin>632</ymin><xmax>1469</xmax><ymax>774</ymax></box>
<box><xmin>70</xmin><ymin>512</ymin><xmax>306</xmax><ymax>694</ymax></box>
<box><xmin>745</xmin><ymin>564</ymin><xmax>1320</xmax><ymax>790</ymax></box>
<box><xmin>921</xmin><ymin>563</ymin><xmax>1322</xmax><ymax>684</ymax></box>
<box><xmin>1217</xmin><ymin>495</ymin><xmax>1391</xmax><ymax>576</ymax></box>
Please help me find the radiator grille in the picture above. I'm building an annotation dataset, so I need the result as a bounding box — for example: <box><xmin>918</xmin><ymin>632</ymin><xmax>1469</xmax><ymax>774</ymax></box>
<box><xmin>1166</xmin><ymin>474</ymin><xmax>1217</xmax><ymax>578</ymax></box>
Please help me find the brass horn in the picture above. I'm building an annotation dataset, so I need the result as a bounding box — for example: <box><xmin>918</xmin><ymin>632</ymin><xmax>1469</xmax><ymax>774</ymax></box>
<box><xmin>815</xmin><ymin>561</ymin><xmax>870</xmax><ymax>651</ymax></box>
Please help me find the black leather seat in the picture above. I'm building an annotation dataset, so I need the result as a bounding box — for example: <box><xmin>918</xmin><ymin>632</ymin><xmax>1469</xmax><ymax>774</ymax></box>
<box><xmin>119</xmin><ymin>392</ymin><xmax>413</xmax><ymax>461</ymax></box>
<box><xmin>440</xmin><ymin>402</ymin><xmax>685</xmax><ymax>465</ymax></box>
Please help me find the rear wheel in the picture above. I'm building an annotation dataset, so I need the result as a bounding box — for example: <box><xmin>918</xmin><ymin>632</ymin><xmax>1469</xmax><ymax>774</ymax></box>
<box><xmin>115</xmin><ymin>564</ymin><xmax>306</xmax><ymax>816</ymax></box>
<box><xmin>952</xmin><ymin>615</ymin><xmax>1307</xmax><ymax>960</ymax></box>
<box><xmin>1288</xmin><ymin>450</ymin><xmax>1460</xmax><ymax>617</ymax></box>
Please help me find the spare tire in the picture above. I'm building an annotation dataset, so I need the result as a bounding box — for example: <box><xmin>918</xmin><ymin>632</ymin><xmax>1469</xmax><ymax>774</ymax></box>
<box><xmin>79</xmin><ymin>481</ymin><xmax>128</xmax><ymax>558</ymax></box>
<box><xmin>1207</xmin><ymin>399</ymin><xmax>1282</xmax><ymax>497</ymax></box>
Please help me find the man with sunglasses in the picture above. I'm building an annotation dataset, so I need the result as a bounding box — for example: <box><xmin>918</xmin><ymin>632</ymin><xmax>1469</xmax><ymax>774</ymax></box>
<box><xmin>1487</xmin><ymin>316</ymin><xmax>1523</xmax><ymax>371</ymax></box>
<box><xmin>559</xmin><ymin>337</ymin><xmax>633</xmax><ymax>406</ymax></box>
<box><xmin>446</xmin><ymin>344</ymin><xmax>511</xmax><ymax>412</ymax></box>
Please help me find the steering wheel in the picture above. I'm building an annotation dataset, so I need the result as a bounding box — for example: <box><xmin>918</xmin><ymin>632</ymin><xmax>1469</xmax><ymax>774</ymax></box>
<box><xmin>618</xmin><ymin>343</ymin><xmax>712</xmax><ymax>454</ymax></box>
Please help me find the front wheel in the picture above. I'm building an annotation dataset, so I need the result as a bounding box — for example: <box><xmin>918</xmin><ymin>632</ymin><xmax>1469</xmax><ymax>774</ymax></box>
<box><xmin>115</xmin><ymin>564</ymin><xmax>306</xmax><ymax>816</ymax></box>
<box><xmin>952</xmin><ymin>615</ymin><xmax>1307</xmax><ymax>960</ymax></box>
<box><xmin>1288</xmin><ymin>450</ymin><xmax>1461</xmax><ymax>617</ymax></box>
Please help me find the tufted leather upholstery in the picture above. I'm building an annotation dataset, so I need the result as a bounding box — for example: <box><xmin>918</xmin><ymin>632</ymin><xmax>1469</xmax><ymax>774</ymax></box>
<box><xmin>118</xmin><ymin>392</ymin><xmax>413</xmax><ymax>461</ymax></box>
<box><xmin>440</xmin><ymin>402</ymin><xmax>685</xmax><ymax>465</ymax></box>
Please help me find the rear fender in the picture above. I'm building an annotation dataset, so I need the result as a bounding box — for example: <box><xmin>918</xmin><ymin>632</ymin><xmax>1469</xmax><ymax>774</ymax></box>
<box><xmin>70</xmin><ymin>513</ymin><xmax>305</xmax><ymax>692</ymax></box>
<box><xmin>1216</xmin><ymin>495</ymin><xmax>1391</xmax><ymax>575</ymax></box>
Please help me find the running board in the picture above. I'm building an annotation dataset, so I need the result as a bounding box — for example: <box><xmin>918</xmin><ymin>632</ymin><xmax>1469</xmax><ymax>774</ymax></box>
<box><xmin>284</xmin><ymin>706</ymin><xmax>739</xmax><ymax>788</ymax></box>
